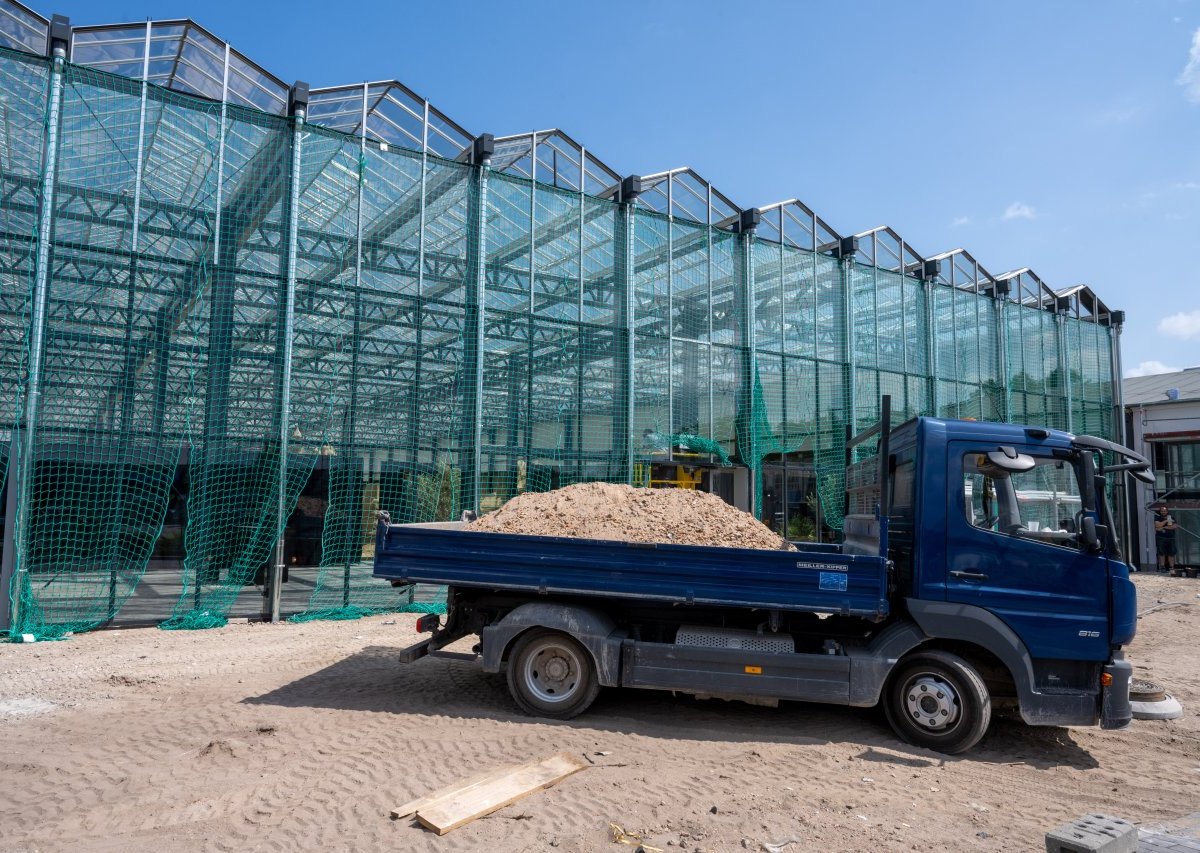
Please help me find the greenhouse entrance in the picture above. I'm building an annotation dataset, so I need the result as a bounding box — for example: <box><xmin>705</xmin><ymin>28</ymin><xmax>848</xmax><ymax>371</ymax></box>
<box><xmin>761</xmin><ymin>460</ymin><xmax>828</xmax><ymax>543</ymax></box>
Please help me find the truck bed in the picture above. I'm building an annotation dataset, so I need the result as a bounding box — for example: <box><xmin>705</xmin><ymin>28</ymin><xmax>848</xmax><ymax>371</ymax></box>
<box><xmin>373</xmin><ymin>520</ymin><xmax>891</xmax><ymax>619</ymax></box>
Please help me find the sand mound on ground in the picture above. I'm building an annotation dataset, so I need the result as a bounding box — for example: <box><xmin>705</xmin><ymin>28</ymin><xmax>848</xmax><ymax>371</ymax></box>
<box><xmin>468</xmin><ymin>482</ymin><xmax>794</xmax><ymax>550</ymax></box>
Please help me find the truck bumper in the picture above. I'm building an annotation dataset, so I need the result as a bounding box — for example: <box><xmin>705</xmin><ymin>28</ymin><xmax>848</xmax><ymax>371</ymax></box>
<box><xmin>1100</xmin><ymin>651</ymin><xmax>1133</xmax><ymax>730</ymax></box>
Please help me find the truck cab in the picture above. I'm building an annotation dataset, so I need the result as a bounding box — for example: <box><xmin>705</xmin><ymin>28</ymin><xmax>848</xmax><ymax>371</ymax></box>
<box><xmin>885</xmin><ymin>417</ymin><xmax>1140</xmax><ymax>734</ymax></box>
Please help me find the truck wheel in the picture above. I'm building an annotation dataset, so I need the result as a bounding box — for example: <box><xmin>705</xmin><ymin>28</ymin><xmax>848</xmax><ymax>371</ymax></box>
<box><xmin>884</xmin><ymin>651</ymin><xmax>991</xmax><ymax>755</ymax></box>
<box><xmin>506</xmin><ymin>629</ymin><xmax>600</xmax><ymax>720</ymax></box>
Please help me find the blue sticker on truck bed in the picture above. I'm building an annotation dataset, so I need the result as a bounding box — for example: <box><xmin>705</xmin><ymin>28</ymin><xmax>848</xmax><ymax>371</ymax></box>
<box><xmin>819</xmin><ymin>572</ymin><xmax>848</xmax><ymax>592</ymax></box>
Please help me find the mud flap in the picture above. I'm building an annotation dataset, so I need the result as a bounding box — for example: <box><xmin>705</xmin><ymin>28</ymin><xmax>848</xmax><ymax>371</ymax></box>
<box><xmin>1100</xmin><ymin>651</ymin><xmax>1133</xmax><ymax>730</ymax></box>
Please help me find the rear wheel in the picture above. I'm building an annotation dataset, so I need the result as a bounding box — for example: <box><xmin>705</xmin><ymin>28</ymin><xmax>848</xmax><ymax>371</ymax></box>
<box><xmin>506</xmin><ymin>629</ymin><xmax>600</xmax><ymax>720</ymax></box>
<box><xmin>884</xmin><ymin>650</ymin><xmax>991</xmax><ymax>754</ymax></box>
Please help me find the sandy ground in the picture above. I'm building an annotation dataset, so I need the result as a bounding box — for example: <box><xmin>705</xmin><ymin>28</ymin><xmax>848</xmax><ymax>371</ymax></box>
<box><xmin>1</xmin><ymin>572</ymin><xmax>1198</xmax><ymax>853</ymax></box>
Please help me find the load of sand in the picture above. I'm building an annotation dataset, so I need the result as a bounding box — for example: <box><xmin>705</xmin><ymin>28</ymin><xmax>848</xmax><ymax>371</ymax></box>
<box><xmin>467</xmin><ymin>482</ymin><xmax>794</xmax><ymax>551</ymax></box>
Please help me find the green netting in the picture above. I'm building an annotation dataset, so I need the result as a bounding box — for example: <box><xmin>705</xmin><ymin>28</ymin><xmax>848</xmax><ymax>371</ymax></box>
<box><xmin>0</xmin><ymin>46</ymin><xmax>1123</xmax><ymax>640</ymax></box>
<box><xmin>0</xmin><ymin>48</ymin><xmax>47</xmax><ymax>636</ymax></box>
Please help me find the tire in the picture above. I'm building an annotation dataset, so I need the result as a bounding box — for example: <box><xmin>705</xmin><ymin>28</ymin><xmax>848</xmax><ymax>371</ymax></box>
<box><xmin>883</xmin><ymin>650</ymin><xmax>992</xmax><ymax>755</ymax></box>
<box><xmin>506</xmin><ymin>629</ymin><xmax>600</xmax><ymax>720</ymax></box>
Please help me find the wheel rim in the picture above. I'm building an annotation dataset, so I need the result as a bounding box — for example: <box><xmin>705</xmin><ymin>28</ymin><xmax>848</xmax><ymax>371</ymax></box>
<box><xmin>902</xmin><ymin>674</ymin><xmax>961</xmax><ymax>731</ymax></box>
<box><xmin>522</xmin><ymin>638</ymin><xmax>583</xmax><ymax>705</ymax></box>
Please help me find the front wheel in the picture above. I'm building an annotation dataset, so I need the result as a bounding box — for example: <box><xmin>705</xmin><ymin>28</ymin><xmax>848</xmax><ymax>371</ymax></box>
<box><xmin>883</xmin><ymin>650</ymin><xmax>992</xmax><ymax>754</ymax></box>
<box><xmin>506</xmin><ymin>629</ymin><xmax>600</xmax><ymax>720</ymax></box>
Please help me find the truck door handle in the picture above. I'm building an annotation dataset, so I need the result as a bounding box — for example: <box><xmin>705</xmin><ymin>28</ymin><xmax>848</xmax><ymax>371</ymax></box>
<box><xmin>950</xmin><ymin>570</ymin><xmax>989</xmax><ymax>581</ymax></box>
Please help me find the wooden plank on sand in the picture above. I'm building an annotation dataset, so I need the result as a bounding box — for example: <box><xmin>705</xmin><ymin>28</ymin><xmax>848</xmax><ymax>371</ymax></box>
<box><xmin>391</xmin><ymin>763</ymin><xmax>521</xmax><ymax>819</ymax></box>
<box><xmin>414</xmin><ymin>752</ymin><xmax>587</xmax><ymax>835</ymax></box>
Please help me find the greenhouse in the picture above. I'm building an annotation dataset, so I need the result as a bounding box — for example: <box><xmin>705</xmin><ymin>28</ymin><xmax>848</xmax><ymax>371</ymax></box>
<box><xmin>0</xmin><ymin>4</ymin><xmax>1123</xmax><ymax>638</ymax></box>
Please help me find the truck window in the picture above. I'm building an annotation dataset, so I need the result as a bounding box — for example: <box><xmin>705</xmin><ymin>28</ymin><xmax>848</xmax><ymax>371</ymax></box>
<box><xmin>963</xmin><ymin>453</ymin><xmax>1082</xmax><ymax>548</ymax></box>
<box><xmin>891</xmin><ymin>459</ymin><xmax>915</xmax><ymax>512</ymax></box>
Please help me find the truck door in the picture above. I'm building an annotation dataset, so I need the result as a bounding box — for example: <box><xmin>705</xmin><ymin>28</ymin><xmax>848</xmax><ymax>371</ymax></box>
<box><xmin>943</xmin><ymin>442</ymin><xmax>1110</xmax><ymax>661</ymax></box>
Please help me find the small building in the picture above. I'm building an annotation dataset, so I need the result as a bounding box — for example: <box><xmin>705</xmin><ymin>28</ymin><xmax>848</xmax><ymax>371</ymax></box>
<box><xmin>1123</xmin><ymin>367</ymin><xmax>1200</xmax><ymax>570</ymax></box>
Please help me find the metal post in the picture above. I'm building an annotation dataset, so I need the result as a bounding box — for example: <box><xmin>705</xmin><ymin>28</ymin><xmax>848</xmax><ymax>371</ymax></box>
<box><xmin>840</xmin><ymin>249</ymin><xmax>858</xmax><ymax>439</ymax></box>
<box><xmin>614</xmin><ymin>177</ymin><xmax>639</xmax><ymax>484</ymax></box>
<box><xmin>734</xmin><ymin>209</ymin><xmax>760</xmax><ymax>516</ymax></box>
<box><xmin>108</xmin><ymin>21</ymin><xmax>152</xmax><ymax>624</ymax></box>
<box><xmin>10</xmin><ymin>22</ymin><xmax>69</xmax><ymax>634</ymax></box>
<box><xmin>341</xmin><ymin>82</ymin><xmax>368</xmax><ymax>608</ymax></box>
<box><xmin>462</xmin><ymin>134</ymin><xmax>493</xmax><ymax>513</ymax></box>
<box><xmin>0</xmin><ymin>433</ymin><xmax>21</xmax><ymax>633</ymax></box>
<box><xmin>404</xmin><ymin>99</ymin><xmax>430</xmax><ymax>514</ymax></box>
<box><xmin>995</xmin><ymin>287</ymin><xmax>1011</xmax><ymax>422</ymax></box>
<box><xmin>526</xmin><ymin>134</ymin><xmax>537</xmax><ymax>483</ymax></box>
<box><xmin>743</xmin><ymin>227</ymin><xmax>757</xmax><ymax>516</ymax></box>
<box><xmin>666</xmin><ymin>177</ymin><xmax>674</xmax><ymax>450</ymax></box>
<box><xmin>1057</xmin><ymin>311</ymin><xmax>1073</xmax><ymax>433</ymax></box>
<box><xmin>1110</xmin><ymin>312</ymin><xmax>1130</xmax><ymax>561</ymax></box>
<box><xmin>706</xmin><ymin>184</ymin><xmax>715</xmax><ymax>443</ymax></box>
<box><xmin>576</xmin><ymin>148</ymin><xmax>586</xmax><ymax>480</ymax></box>
<box><xmin>267</xmin><ymin>84</ymin><xmax>307</xmax><ymax>623</ymax></box>
<box><xmin>923</xmin><ymin>278</ymin><xmax>938</xmax><ymax>416</ymax></box>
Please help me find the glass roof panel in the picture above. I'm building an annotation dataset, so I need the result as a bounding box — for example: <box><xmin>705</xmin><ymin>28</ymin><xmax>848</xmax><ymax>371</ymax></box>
<box><xmin>309</xmin><ymin>82</ymin><xmax>470</xmax><ymax>158</ymax></box>
<box><xmin>781</xmin><ymin>205</ymin><xmax>816</xmax><ymax>250</ymax></box>
<box><xmin>72</xmin><ymin>20</ymin><xmax>287</xmax><ymax>113</ymax></box>
<box><xmin>426</xmin><ymin>109</ymin><xmax>470</xmax><ymax>158</ymax></box>
<box><xmin>306</xmin><ymin>85</ymin><xmax>365</xmax><ymax>134</ymax></box>
<box><xmin>224</xmin><ymin>46</ymin><xmax>287</xmax><ymax>113</ymax></box>
<box><xmin>0</xmin><ymin>0</ymin><xmax>46</xmax><ymax>54</ymax></box>
<box><xmin>636</xmin><ymin>168</ymin><xmax>739</xmax><ymax>226</ymax></box>
<box><xmin>72</xmin><ymin>25</ymin><xmax>145</xmax><ymax>75</ymax></box>
<box><xmin>492</xmin><ymin>130</ymin><xmax>618</xmax><ymax>196</ymax></box>
<box><xmin>368</xmin><ymin>88</ymin><xmax>425</xmax><ymax>150</ymax></box>
<box><xmin>756</xmin><ymin>206</ymin><xmax>783</xmax><ymax>244</ymax></box>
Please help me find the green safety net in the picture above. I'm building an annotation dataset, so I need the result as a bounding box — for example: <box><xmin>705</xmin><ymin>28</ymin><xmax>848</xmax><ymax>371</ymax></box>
<box><xmin>0</xmin><ymin>43</ymin><xmax>1119</xmax><ymax>640</ymax></box>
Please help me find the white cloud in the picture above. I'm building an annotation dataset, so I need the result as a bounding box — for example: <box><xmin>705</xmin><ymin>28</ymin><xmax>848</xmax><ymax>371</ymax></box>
<box><xmin>1003</xmin><ymin>201</ymin><xmax>1037</xmax><ymax>221</ymax></box>
<box><xmin>1180</xmin><ymin>27</ymin><xmax>1200</xmax><ymax>103</ymax></box>
<box><xmin>952</xmin><ymin>216</ymin><xmax>970</xmax><ymax>227</ymax></box>
<box><xmin>1125</xmin><ymin>360</ymin><xmax>1182</xmax><ymax>378</ymax></box>
<box><xmin>1174</xmin><ymin>180</ymin><xmax>1200</xmax><ymax>190</ymax></box>
<box><xmin>1159</xmin><ymin>310</ymin><xmax>1200</xmax><ymax>339</ymax></box>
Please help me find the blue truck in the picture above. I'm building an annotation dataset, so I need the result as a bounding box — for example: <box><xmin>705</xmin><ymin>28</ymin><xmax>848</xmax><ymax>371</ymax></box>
<box><xmin>373</xmin><ymin>398</ymin><xmax>1152</xmax><ymax>754</ymax></box>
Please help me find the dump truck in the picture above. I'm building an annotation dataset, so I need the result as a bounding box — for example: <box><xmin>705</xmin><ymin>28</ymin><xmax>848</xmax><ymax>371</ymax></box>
<box><xmin>373</xmin><ymin>398</ymin><xmax>1152</xmax><ymax>754</ymax></box>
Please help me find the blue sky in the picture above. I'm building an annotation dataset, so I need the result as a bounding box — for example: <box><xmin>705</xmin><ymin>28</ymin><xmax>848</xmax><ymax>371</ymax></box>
<box><xmin>48</xmin><ymin>0</ymin><xmax>1200</xmax><ymax>378</ymax></box>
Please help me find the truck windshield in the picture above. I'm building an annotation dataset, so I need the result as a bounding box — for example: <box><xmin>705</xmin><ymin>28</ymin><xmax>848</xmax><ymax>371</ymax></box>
<box><xmin>964</xmin><ymin>454</ymin><xmax>1082</xmax><ymax>548</ymax></box>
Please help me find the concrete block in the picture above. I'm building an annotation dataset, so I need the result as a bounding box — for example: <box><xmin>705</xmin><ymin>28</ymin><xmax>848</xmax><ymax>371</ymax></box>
<box><xmin>1045</xmin><ymin>813</ymin><xmax>1136</xmax><ymax>853</ymax></box>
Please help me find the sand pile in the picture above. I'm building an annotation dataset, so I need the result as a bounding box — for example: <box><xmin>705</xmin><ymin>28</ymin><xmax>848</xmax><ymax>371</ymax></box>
<box><xmin>468</xmin><ymin>482</ymin><xmax>794</xmax><ymax>550</ymax></box>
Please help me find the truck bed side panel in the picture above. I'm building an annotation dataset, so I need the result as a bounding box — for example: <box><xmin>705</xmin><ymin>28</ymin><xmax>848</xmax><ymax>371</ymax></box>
<box><xmin>374</xmin><ymin>526</ymin><xmax>890</xmax><ymax>619</ymax></box>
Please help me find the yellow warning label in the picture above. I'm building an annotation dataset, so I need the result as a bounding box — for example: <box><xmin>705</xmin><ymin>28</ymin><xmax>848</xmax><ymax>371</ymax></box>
<box><xmin>744</xmin><ymin>665</ymin><xmax>762</xmax><ymax>675</ymax></box>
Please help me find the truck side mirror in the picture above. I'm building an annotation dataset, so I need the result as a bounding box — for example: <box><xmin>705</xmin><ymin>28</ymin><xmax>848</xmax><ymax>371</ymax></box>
<box><xmin>1080</xmin><ymin>516</ymin><xmax>1102</xmax><ymax>553</ymax></box>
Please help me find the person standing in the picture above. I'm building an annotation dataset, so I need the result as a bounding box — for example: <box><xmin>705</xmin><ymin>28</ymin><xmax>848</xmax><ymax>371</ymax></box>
<box><xmin>1154</xmin><ymin>505</ymin><xmax>1179</xmax><ymax>575</ymax></box>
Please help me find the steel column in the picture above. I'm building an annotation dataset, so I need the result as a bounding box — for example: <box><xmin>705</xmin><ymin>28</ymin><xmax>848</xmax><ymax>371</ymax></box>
<box><xmin>737</xmin><ymin>221</ymin><xmax>758</xmax><ymax>516</ymax></box>
<box><xmin>924</xmin><ymin>279</ymin><xmax>938</xmax><ymax>416</ymax></box>
<box><xmin>840</xmin><ymin>256</ymin><xmax>857</xmax><ymax>439</ymax></box>
<box><xmin>995</xmin><ymin>294</ymin><xmax>1011</xmax><ymax>422</ymax></box>
<box><xmin>403</xmin><ymin>99</ymin><xmax>430</xmax><ymax>511</ymax></box>
<box><xmin>0</xmin><ymin>432</ymin><xmax>20</xmax><ymax>633</ymax></box>
<box><xmin>10</xmin><ymin>39</ymin><xmax>68</xmax><ymax>634</ymax></box>
<box><xmin>461</xmin><ymin>137</ymin><xmax>491</xmax><ymax>513</ymax></box>
<box><xmin>1109</xmin><ymin>316</ymin><xmax>1131</xmax><ymax>561</ymax></box>
<box><xmin>266</xmin><ymin>96</ymin><xmax>306</xmax><ymax>623</ymax></box>
<box><xmin>616</xmin><ymin>190</ymin><xmax>636</xmax><ymax>484</ymax></box>
<box><xmin>341</xmin><ymin>83</ymin><xmax>369</xmax><ymax>608</ymax></box>
<box><xmin>108</xmin><ymin>21</ymin><xmax>152</xmax><ymax>624</ymax></box>
<box><xmin>1057</xmin><ymin>312</ymin><xmax>1073</xmax><ymax>433</ymax></box>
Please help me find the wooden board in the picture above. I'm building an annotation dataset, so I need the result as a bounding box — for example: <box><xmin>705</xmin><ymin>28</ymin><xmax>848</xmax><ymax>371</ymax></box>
<box><xmin>391</xmin><ymin>762</ymin><xmax>523</xmax><ymax>819</ymax></box>
<box><xmin>414</xmin><ymin>752</ymin><xmax>587</xmax><ymax>835</ymax></box>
